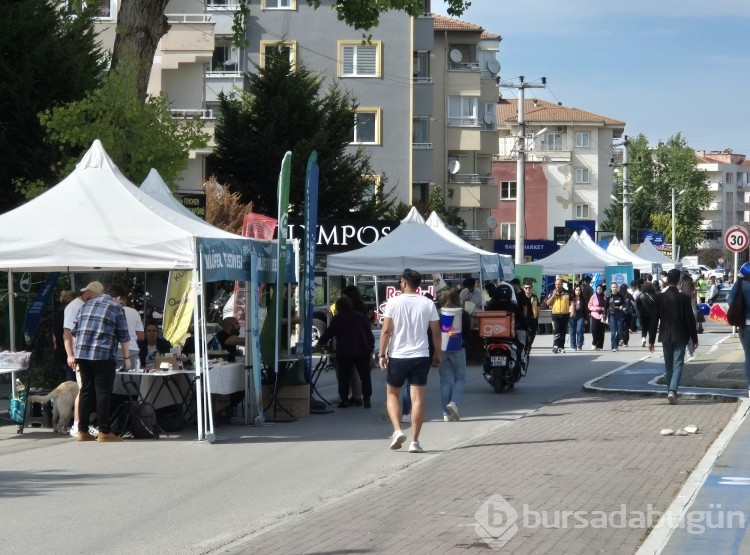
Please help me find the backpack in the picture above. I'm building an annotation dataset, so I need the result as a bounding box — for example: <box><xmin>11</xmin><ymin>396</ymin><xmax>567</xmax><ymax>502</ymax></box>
<box><xmin>110</xmin><ymin>401</ymin><xmax>159</xmax><ymax>439</ymax></box>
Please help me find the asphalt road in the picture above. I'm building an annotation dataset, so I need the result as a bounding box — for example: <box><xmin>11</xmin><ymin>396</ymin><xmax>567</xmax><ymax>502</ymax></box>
<box><xmin>0</xmin><ymin>329</ymin><xmax>727</xmax><ymax>555</ymax></box>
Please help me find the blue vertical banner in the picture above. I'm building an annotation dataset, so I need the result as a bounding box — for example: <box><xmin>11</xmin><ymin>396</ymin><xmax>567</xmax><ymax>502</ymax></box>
<box><xmin>23</xmin><ymin>272</ymin><xmax>59</xmax><ymax>344</ymax></box>
<box><xmin>249</xmin><ymin>250</ymin><xmax>264</xmax><ymax>425</ymax></box>
<box><xmin>302</xmin><ymin>151</ymin><xmax>319</xmax><ymax>382</ymax></box>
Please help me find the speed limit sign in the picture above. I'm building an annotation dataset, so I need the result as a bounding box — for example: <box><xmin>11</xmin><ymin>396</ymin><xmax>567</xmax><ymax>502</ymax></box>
<box><xmin>725</xmin><ymin>225</ymin><xmax>749</xmax><ymax>253</ymax></box>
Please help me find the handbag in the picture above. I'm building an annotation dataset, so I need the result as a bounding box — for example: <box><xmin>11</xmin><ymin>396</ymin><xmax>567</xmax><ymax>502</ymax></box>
<box><xmin>9</xmin><ymin>393</ymin><xmax>26</xmax><ymax>424</ymax></box>
<box><xmin>726</xmin><ymin>280</ymin><xmax>746</xmax><ymax>327</ymax></box>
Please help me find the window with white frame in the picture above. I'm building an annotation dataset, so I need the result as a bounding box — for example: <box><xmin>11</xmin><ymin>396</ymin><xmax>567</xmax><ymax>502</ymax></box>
<box><xmin>207</xmin><ymin>0</ymin><xmax>239</xmax><ymax>8</ymax></box>
<box><xmin>448</xmin><ymin>96</ymin><xmax>478</xmax><ymax>126</ymax></box>
<box><xmin>726</xmin><ymin>172</ymin><xmax>734</xmax><ymax>184</ymax></box>
<box><xmin>259</xmin><ymin>40</ymin><xmax>297</xmax><ymax>69</ymax></box>
<box><xmin>575</xmin><ymin>132</ymin><xmax>590</xmax><ymax>148</ymax></box>
<box><xmin>544</xmin><ymin>132</ymin><xmax>563</xmax><ymax>150</ymax></box>
<box><xmin>575</xmin><ymin>204</ymin><xmax>590</xmax><ymax>218</ymax></box>
<box><xmin>413</xmin><ymin>118</ymin><xmax>430</xmax><ymax>145</ymax></box>
<box><xmin>262</xmin><ymin>0</ymin><xmax>295</xmax><ymax>9</ymax></box>
<box><xmin>500</xmin><ymin>222</ymin><xmax>516</xmax><ymax>240</ymax></box>
<box><xmin>500</xmin><ymin>181</ymin><xmax>517</xmax><ymax>200</ymax></box>
<box><xmin>352</xmin><ymin>109</ymin><xmax>380</xmax><ymax>144</ymax></box>
<box><xmin>575</xmin><ymin>168</ymin><xmax>590</xmax><ymax>184</ymax></box>
<box><xmin>339</xmin><ymin>42</ymin><xmax>380</xmax><ymax>77</ymax></box>
<box><xmin>413</xmin><ymin>51</ymin><xmax>430</xmax><ymax>82</ymax></box>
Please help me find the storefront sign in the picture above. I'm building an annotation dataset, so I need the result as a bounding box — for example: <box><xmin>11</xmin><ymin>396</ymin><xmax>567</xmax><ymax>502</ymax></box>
<box><xmin>287</xmin><ymin>219</ymin><xmax>398</xmax><ymax>253</ymax></box>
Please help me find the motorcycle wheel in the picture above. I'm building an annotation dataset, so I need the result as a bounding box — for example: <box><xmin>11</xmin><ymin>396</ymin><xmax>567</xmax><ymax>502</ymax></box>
<box><xmin>492</xmin><ymin>377</ymin><xmax>507</xmax><ymax>393</ymax></box>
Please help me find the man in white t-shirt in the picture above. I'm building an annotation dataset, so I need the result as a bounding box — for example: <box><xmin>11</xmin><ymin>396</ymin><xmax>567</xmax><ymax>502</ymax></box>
<box><xmin>379</xmin><ymin>269</ymin><xmax>440</xmax><ymax>453</ymax></box>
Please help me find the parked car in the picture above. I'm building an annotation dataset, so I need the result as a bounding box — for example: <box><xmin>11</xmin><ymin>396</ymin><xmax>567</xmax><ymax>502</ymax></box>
<box><xmin>682</xmin><ymin>266</ymin><xmax>703</xmax><ymax>280</ymax></box>
<box><xmin>706</xmin><ymin>268</ymin><xmax>730</xmax><ymax>281</ymax></box>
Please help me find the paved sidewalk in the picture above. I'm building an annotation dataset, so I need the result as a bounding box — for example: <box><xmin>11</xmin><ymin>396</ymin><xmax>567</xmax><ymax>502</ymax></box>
<box><xmin>217</xmin><ymin>332</ymin><xmax>750</xmax><ymax>554</ymax></box>
<box><xmin>220</xmin><ymin>394</ymin><xmax>738</xmax><ymax>554</ymax></box>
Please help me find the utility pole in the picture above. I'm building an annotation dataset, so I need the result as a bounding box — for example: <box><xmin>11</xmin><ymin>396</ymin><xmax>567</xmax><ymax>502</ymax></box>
<box><xmin>499</xmin><ymin>76</ymin><xmax>546</xmax><ymax>265</ymax></box>
<box><xmin>621</xmin><ymin>136</ymin><xmax>631</xmax><ymax>248</ymax></box>
<box><xmin>609</xmin><ymin>135</ymin><xmax>631</xmax><ymax>247</ymax></box>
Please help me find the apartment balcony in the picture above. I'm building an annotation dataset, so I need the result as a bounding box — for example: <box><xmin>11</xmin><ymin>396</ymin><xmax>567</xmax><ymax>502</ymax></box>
<box><xmin>205</xmin><ymin>71</ymin><xmax>244</xmax><ymax>102</ymax></box>
<box><xmin>170</xmin><ymin>109</ymin><xmax>216</xmax><ymax>154</ymax></box>
<box><xmin>459</xmin><ymin>229</ymin><xmax>494</xmax><ymax>241</ymax></box>
<box><xmin>707</xmin><ymin>181</ymin><xmax>722</xmax><ymax>192</ymax></box>
<box><xmin>413</xmin><ymin>15</ymin><xmax>434</xmax><ymax>51</ymax></box>
<box><xmin>707</xmin><ymin>201</ymin><xmax>723</xmax><ymax>211</ymax></box>
<box><xmin>447</xmin><ymin>176</ymin><xmax>497</xmax><ymax>209</ymax></box>
<box><xmin>158</xmin><ymin>14</ymin><xmax>215</xmax><ymax>69</ymax></box>
<box><xmin>413</xmin><ymin>81</ymin><xmax>433</xmax><ymax>116</ymax></box>
<box><xmin>446</xmin><ymin>125</ymin><xmax>480</xmax><ymax>151</ymax></box>
<box><xmin>529</xmin><ymin>149</ymin><xmax>572</xmax><ymax>163</ymax></box>
<box><xmin>412</xmin><ymin>145</ymin><xmax>433</xmax><ymax>182</ymax></box>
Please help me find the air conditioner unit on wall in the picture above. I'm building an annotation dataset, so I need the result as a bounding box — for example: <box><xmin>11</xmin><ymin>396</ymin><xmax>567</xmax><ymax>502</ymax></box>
<box><xmin>557</xmin><ymin>126</ymin><xmax>565</xmax><ymax>132</ymax></box>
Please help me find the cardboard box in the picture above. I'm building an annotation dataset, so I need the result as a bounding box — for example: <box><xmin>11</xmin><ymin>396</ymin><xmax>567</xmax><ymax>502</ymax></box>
<box><xmin>154</xmin><ymin>356</ymin><xmax>178</xmax><ymax>371</ymax></box>
<box><xmin>475</xmin><ymin>311</ymin><xmax>515</xmax><ymax>338</ymax></box>
<box><xmin>262</xmin><ymin>384</ymin><xmax>310</xmax><ymax>419</ymax></box>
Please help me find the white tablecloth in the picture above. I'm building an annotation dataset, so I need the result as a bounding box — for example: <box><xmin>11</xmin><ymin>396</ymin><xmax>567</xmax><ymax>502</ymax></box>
<box><xmin>207</xmin><ymin>362</ymin><xmax>245</xmax><ymax>395</ymax></box>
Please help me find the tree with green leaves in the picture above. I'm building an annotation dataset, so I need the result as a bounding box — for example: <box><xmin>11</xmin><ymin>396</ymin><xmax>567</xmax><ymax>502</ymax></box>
<box><xmin>38</xmin><ymin>57</ymin><xmax>209</xmax><ymax>189</ymax></box>
<box><xmin>601</xmin><ymin>133</ymin><xmax>711</xmax><ymax>254</ymax></box>
<box><xmin>0</xmin><ymin>0</ymin><xmax>105</xmax><ymax>213</ymax></box>
<box><xmin>209</xmin><ymin>46</ymin><xmax>396</xmax><ymax>219</ymax></box>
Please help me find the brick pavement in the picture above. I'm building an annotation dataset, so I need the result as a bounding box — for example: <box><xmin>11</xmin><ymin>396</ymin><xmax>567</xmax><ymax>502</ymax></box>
<box><xmin>220</xmin><ymin>394</ymin><xmax>738</xmax><ymax>555</ymax></box>
<box><xmin>680</xmin><ymin>335</ymin><xmax>746</xmax><ymax>390</ymax></box>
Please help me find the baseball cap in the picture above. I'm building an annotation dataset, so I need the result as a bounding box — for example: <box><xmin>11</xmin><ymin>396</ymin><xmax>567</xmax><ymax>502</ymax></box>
<box><xmin>80</xmin><ymin>281</ymin><xmax>104</xmax><ymax>295</ymax></box>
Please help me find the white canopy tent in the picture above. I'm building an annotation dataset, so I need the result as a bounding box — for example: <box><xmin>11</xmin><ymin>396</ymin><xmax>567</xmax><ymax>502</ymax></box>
<box><xmin>634</xmin><ymin>238</ymin><xmax>677</xmax><ymax>270</ymax></box>
<box><xmin>424</xmin><ymin>211</ymin><xmax>515</xmax><ymax>279</ymax></box>
<box><xmin>532</xmin><ymin>233</ymin><xmax>631</xmax><ymax>275</ymax></box>
<box><xmin>327</xmin><ymin>207</ymin><xmax>514</xmax><ymax>279</ymax></box>
<box><xmin>577</xmin><ymin>230</ymin><xmax>630</xmax><ymax>266</ymax></box>
<box><xmin>605</xmin><ymin>237</ymin><xmax>654</xmax><ymax>273</ymax></box>
<box><xmin>0</xmin><ymin>141</ymin><xmax>254</xmax><ymax>442</ymax></box>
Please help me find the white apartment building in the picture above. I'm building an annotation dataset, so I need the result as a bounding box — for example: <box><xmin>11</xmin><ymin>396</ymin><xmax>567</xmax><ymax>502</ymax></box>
<box><xmin>694</xmin><ymin>150</ymin><xmax>750</xmax><ymax>250</ymax></box>
<box><xmin>493</xmin><ymin>99</ymin><xmax>625</xmax><ymax>245</ymax></box>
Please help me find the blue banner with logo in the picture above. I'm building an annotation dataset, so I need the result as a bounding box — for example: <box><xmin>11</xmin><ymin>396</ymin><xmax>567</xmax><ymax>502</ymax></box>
<box><xmin>196</xmin><ymin>238</ymin><xmax>295</xmax><ymax>283</ymax></box>
<box><xmin>302</xmin><ymin>152</ymin><xmax>319</xmax><ymax>382</ymax></box>
<box><xmin>24</xmin><ymin>272</ymin><xmax>59</xmax><ymax>344</ymax></box>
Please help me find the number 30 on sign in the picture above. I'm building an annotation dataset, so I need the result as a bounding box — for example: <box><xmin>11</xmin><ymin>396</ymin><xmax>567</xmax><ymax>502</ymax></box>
<box><xmin>725</xmin><ymin>226</ymin><xmax>749</xmax><ymax>253</ymax></box>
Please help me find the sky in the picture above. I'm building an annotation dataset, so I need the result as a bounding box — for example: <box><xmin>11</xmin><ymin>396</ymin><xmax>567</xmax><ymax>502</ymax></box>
<box><xmin>432</xmin><ymin>0</ymin><xmax>750</xmax><ymax>154</ymax></box>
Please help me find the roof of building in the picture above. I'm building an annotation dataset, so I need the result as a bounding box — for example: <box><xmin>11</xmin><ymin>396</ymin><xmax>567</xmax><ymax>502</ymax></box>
<box><xmin>432</xmin><ymin>13</ymin><xmax>484</xmax><ymax>33</ymax></box>
<box><xmin>497</xmin><ymin>98</ymin><xmax>625</xmax><ymax>127</ymax></box>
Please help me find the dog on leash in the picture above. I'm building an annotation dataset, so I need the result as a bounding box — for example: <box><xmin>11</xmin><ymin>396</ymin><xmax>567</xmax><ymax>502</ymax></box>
<box><xmin>29</xmin><ymin>381</ymin><xmax>79</xmax><ymax>434</ymax></box>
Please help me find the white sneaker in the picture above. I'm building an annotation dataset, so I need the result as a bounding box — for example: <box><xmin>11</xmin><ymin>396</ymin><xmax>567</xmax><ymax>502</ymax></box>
<box><xmin>552</xmin><ymin>346</ymin><xmax>558</xmax><ymax>354</ymax></box>
<box><xmin>443</xmin><ymin>414</ymin><xmax>451</xmax><ymax>422</ymax></box>
<box><xmin>408</xmin><ymin>441</ymin><xmax>424</xmax><ymax>453</ymax></box>
<box><xmin>70</xmin><ymin>422</ymin><xmax>79</xmax><ymax>438</ymax></box>
<box><xmin>591</xmin><ymin>345</ymin><xmax>597</xmax><ymax>351</ymax></box>
<box><xmin>88</xmin><ymin>426</ymin><xmax>99</xmax><ymax>438</ymax></box>
<box><xmin>446</xmin><ymin>402</ymin><xmax>460</xmax><ymax>422</ymax></box>
<box><xmin>641</xmin><ymin>339</ymin><xmax>647</xmax><ymax>347</ymax></box>
<box><xmin>389</xmin><ymin>430</ymin><xmax>407</xmax><ymax>450</ymax></box>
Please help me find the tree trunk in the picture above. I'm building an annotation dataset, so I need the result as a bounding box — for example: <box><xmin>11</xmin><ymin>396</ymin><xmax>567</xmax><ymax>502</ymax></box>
<box><xmin>111</xmin><ymin>0</ymin><xmax>171</xmax><ymax>102</ymax></box>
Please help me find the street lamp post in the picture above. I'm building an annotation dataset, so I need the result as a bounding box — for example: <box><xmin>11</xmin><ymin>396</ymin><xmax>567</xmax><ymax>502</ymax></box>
<box><xmin>671</xmin><ymin>187</ymin><xmax>686</xmax><ymax>261</ymax></box>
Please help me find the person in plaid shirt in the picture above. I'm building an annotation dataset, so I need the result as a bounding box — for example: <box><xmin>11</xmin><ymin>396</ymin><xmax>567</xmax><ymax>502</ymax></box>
<box><xmin>71</xmin><ymin>284</ymin><xmax>131</xmax><ymax>442</ymax></box>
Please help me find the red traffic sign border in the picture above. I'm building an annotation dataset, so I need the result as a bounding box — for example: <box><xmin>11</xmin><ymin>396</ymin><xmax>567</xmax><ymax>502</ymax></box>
<box><xmin>725</xmin><ymin>225</ymin><xmax>749</xmax><ymax>253</ymax></box>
